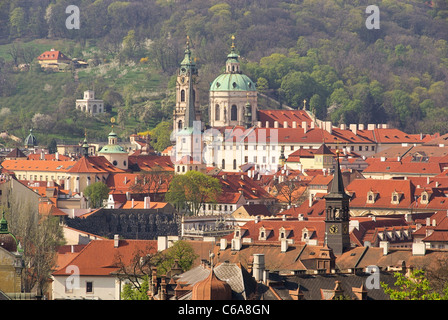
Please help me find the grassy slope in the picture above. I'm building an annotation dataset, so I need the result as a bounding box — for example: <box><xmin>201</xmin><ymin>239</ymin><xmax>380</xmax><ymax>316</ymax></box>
<box><xmin>0</xmin><ymin>39</ymin><xmax>169</xmax><ymax>145</ymax></box>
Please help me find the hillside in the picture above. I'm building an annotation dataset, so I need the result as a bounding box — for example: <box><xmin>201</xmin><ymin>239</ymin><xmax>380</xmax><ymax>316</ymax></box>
<box><xmin>0</xmin><ymin>0</ymin><xmax>447</xmax><ymax>146</ymax></box>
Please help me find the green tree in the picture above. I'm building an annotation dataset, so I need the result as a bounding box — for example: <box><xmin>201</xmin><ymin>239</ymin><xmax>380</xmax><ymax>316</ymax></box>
<box><xmin>155</xmin><ymin>240</ymin><xmax>199</xmax><ymax>275</ymax></box>
<box><xmin>150</xmin><ymin>121</ymin><xmax>172</xmax><ymax>152</ymax></box>
<box><xmin>165</xmin><ymin>171</ymin><xmax>222</xmax><ymax>216</ymax></box>
<box><xmin>84</xmin><ymin>182</ymin><xmax>110</xmax><ymax>208</ymax></box>
<box><xmin>122</xmin><ymin>275</ymin><xmax>150</xmax><ymax>300</ymax></box>
<box><xmin>9</xmin><ymin>7</ymin><xmax>26</xmax><ymax>38</ymax></box>
<box><xmin>381</xmin><ymin>269</ymin><xmax>446</xmax><ymax>300</ymax></box>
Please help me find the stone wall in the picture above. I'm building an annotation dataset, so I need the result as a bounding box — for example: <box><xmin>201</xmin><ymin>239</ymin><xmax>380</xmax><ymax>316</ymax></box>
<box><xmin>65</xmin><ymin>208</ymin><xmax>180</xmax><ymax>240</ymax></box>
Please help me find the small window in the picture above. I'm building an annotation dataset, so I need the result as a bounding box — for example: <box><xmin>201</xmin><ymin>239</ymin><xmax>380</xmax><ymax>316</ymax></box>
<box><xmin>181</xmin><ymin>90</ymin><xmax>185</xmax><ymax>102</ymax></box>
<box><xmin>86</xmin><ymin>281</ymin><xmax>93</xmax><ymax>294</ymax></box>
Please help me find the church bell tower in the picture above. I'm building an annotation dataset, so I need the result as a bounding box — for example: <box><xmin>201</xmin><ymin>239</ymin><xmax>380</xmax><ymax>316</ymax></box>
<box><xmin>324</xmin><ymin>150</ymin><xmax>351</xmax><ymax>255</ymax></box>
<box><xmin>173</xmin><ymin>36</ymin><xmax>200</xmax><ymax>134</ymax></box>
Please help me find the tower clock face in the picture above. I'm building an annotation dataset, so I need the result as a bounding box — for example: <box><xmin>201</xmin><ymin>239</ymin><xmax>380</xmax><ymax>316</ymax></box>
<box><xmin>329</xmin><ymin>225</ymin><xmax>338</xmax><ymax>234</ymax></box>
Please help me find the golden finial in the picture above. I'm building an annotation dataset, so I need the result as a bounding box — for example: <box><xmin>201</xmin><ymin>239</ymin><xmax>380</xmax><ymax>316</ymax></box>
<box><xmin>111</xmin><ymin>117</ymin><xmax>116</xmax><ymax>128</ymax></box>
<box><xmin>303</xmin><ymin>99</ymin><xmax>307</xmax><ymax>110</ymax></box>
<box><xmin>186</xmin><ymin>35</ymin><xmax>190</xmax><ymax>46</ymax></box>
<box><xmin>231</xmin><ymin>35</ymin><xmax>235</xmax><ymax>50</ymax></box>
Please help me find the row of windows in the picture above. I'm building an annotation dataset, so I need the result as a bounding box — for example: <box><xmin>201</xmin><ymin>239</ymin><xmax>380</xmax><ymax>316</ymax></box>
<box><xmin>17</xmin><ymin>174</ymin><xmax>66</xmax><ymax>181</ymax></box>
<box><xmin>215</xmin><ymin>104</ymin><xmax>240</xmax><ymax>121</ymax></box>
<box><xmin>219</xmin><ymin>157</ymin><xmax>277</xmax><ymax>169</ymax></box>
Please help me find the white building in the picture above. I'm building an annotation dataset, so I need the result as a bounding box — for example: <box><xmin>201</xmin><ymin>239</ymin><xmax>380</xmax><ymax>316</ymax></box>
<box><xmin>76</xmin><ymin>90</ymin><xmax>105</xmax><ymax>115</ymax></box>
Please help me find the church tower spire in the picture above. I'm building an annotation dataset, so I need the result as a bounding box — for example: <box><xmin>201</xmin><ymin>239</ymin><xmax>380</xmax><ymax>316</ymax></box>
<box><xmin>173</xmin><ymin>36</ymin><xmax>200</xmax><ymax>134</ymax></box>
<box><xmin>324</xmin><ymin>150</ymin><xmax>351</xmax><ymax>255</ymax></box>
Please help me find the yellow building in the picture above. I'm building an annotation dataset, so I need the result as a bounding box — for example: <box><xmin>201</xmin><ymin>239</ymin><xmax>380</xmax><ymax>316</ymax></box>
<box><xmin>37</xmin><ymin>49</ymin><xmax>72</xmax><ymax>71</ymax></box>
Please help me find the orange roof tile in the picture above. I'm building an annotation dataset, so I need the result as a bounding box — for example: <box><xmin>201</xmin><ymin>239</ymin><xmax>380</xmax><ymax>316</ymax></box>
<box><xmin>68</xmin><ymin>156</ymin><xmax>125</xmax><ymax>173</ymax></box>
<box><xmin>1</xmin><ymin>159</ymin><xmax>77</xmax><ymax>172</ymax></box>
<box><xmin>37</xmin><ymin>49</ymin><xmax>71</xmax><ymax>61</ymax></box>
<box><xmin>52</xmin><ymin>239</ymin><xmax>158</xmax><ymax>276</ymax></box>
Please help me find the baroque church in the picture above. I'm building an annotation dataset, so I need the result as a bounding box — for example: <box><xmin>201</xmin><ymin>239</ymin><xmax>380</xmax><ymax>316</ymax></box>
<box><xmin>172</xmin><ymin>36</ymin><xmax>258</xmax><ymax>134</ymax></box>
<box><xmin>172</xmin><ymin>36</ymin><xmax>276</xmax><ymax>174</ymax></box>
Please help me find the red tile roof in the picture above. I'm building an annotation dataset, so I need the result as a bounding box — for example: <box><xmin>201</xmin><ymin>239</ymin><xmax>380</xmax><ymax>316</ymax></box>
<box><xmin>37</xmin><ymin>49</ymin><xmax>71</xmax><ymax>61</ymax></box>
<box><xmin>1</xmin><ymin>159</ymin><xmax>77</xmax><ymax>172</ymax></box>
<box><xmin>223</xmin><ymin>217</ymin><xmax>327</xmax><ymax>245</ymax></box>
<box><xmin>257</xmin><ymin>110</ymin><xmax>313</xmax><ymax>128</ymax></box>
<box><xmin>128</xmin><ymin>155</ymin><xmax>174</xmax><ymax>172</ymax></box>
<box><xmin>68</xmin><ymin>156</ymin><xmax>125</xmax><ymax>174</ymax></box>
<box><xmin>52</xmin><ymin>239</ymin><xmax>158</xmax><ymax>276</ymax></box>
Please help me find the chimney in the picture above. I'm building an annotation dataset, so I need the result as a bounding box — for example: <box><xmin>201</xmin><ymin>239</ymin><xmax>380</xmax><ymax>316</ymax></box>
<box><xmin>309</xmin><ymin>193</ymin><xmax>313</xmax><ymax>207</ymax></box>
<box><xmin>231</xmin><ymin>238</ymin><xmax>242</xmax><ymax>251</ymax></box>
<box><xmin>412</xmin><ymin>242</ymin><xmax>426</xmax><ymax>256</ymax></box>
<box><xmin>281</xmin><ymin>239</ymin><xmax>288</xmax><ymax>253</ymax></box>
<box><xmin>292</xmin><ymin>121</ymin><xmax>297</xmax><ymax>128</ymax></box>
<box><xmin>274</xmin><ymin>121</ymin><xmax>279</xmax><ymax>128</ymax></box>
<box><xmin>283</xmin><ymin>121</ymin><xmax>288</xmax><ymax>128</ymax></box>
<box><xmin>282</xmin><ymin>214</ymin><xmax>286</xmax><ymax>221</ymax></box>
<box><xmin>253</xmin><ymin>254</ymin><xmax>265</xmax><ymax>282</ymax></box>
<box><xmin>339</xmin><ymin>123</ymin><xmax>346</xmax><ymax>130</ymax></box>
<box><xmin>349</xmin><ymin>124</ymin><xmax>357</xmax><ymax>135</ymax></box>
<box><xmin>131</xmin><ymin>198</ymin><xmax>135</xmax><ymax>208</ymax></box>
<box><xmin>358</xmin><ymin>124</ymin><xmax>364</xmax><ymax>130</ymax></box>
<box><xmin>144</xmin><ymin>196</ymin><xmax>151</xmax><ymax>209</ymax></box>
<box><xmin>160</xmin><ymin>276</ymin><xmax>167</xmax><ymax>300</ymax></box>
<box><xmin>158</xmin><ymin>236</ymin><xmax>168</xmax><ymax>251</ymax></box>
<box><xmin>55</xmin><ymin>152</ymin><xmax>59</xmax><ymax>160</ymax></box>
<box><xmin>310</xmin><ymin>122</ymin><xmax>315</xmax><ymax>129</ymax></box>
<box><xmin>426</xmin><ymin>217</ymin><xmax>431</xmax><ymax>226</ymax></box>
<box><xmin>379</xmin><ymin>241</ymin><xmax>389</xmax><ymax>255</ymax></box>
<box><xmin>302</xmin><ymin>121</ymin><xmax>308</xmax><ymax>133</ymax></box>
<box><xmin>265</xmin><ymin>121</ymin><xmax>270</xmax><ymax>128</ymax></box>
<box><xmin>255</xmin><ymin>216</ymin><xmax>260</xmax><ymax>224</ymax></box>
<box><xmin>220</xmin><ymin>238</ymin><xmax>227</xmax><ymax>250</ymax></box>
<box><xmin>114</xmin><ymin>234</ymin><xmax>120</xmax><ymax>248</ymax></box>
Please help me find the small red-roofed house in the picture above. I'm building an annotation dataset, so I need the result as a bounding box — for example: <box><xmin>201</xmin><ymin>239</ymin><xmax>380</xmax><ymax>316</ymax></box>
<box><xmin>52</xmin><ymin>238</ymin><xmax>158</xmax><ymax>300</ymax></box>
<box><xmin>37</xmin><ymin>48</ymin><xmax>72</xmax><ymax>71</ymax></box>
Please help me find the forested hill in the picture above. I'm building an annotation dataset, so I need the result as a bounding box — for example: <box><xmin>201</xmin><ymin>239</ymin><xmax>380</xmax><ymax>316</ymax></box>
<box><xmin>0</xmin><ymin>0</ymin><xmax>447</xmax><ymax>140</ymax></box>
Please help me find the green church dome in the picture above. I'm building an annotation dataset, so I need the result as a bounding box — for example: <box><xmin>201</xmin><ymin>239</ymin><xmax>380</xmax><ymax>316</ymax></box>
<box><xmin>210</xmin><ymin>73</ymin><xmax>256</xmax><ymax>92</ymax></box>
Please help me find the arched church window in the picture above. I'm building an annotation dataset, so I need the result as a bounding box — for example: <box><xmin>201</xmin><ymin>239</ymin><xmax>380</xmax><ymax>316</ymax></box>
<box><xmin>181</xmin><ymin>90</ymin><xmax>185</xmax><ymax>102</ymax></box>
<box><xmin>215</xmin><ymin>104</ymin><xmax>220</xmax><ymax>121</ymax></box>
<box><xmin>222</xmin><ymin>159</ymin><xmax>225</xmax><ymax>169</ymax></box>
<box><xmin>231</xmin><ymin>105</ymin><xmax>238</xmax><ymax>121</ymax></box>
<box><xmin>233</xmin><ymin>159</ymin><xmax>237</xmax><ymax>170</ymax></box>
<box><xmin>178</xmin><ymin>120</ymin><xmax>182</xmax><ymax>130</ymax></box>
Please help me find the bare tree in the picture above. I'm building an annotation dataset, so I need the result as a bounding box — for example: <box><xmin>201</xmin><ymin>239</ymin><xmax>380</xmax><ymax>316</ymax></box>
<box><xmin>131</xmin><ymin>170</ymin><xmax>173</xmax><ymax>201</ymax></box>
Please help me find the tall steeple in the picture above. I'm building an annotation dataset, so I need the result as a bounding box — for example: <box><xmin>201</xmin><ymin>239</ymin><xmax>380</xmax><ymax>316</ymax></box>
<box><xmin>173</xmin><ymin>36</ymin><xmax>199</xmax><ymax>133</ymax></box>
<box><xmin>324</xmin><ymin>150</ymin><xmax>351</xmax><ymax>255</ymax></box>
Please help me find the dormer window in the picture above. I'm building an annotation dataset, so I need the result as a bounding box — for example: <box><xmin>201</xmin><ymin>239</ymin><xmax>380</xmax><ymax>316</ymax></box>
<box><xmin>258</xmin><ymin>226</ymin><xmax>270</xmax><ymax>240</ymax></box>
<box><xmin>420</xmin><ymin>191</ymin><xmax>429</xmax><ymax>204</ymax></box>
<box><xmin>234</xmin><ymin>226</ymin><xmax>244</xmax><ymax>239</ymax></box>
<box><xmin>366</xmin><ymin>190</ymin><xmax>376</xmax><ymax>204</ymax></box>
<box><xmin>278</xmin><ymin>227</ymin><xmax>290</xmax><ymax>241</ymax></box>
<box><xmin>391</xmin><ymin>191</ymin><xmax>400</xmax><ymax>204</ymax></box>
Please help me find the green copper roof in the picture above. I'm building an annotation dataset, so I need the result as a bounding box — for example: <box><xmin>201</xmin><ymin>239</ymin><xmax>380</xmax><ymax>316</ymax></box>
<box><xmin>24</xmin><ymin>129</ymin><xmax>37</xmax><ymax>147</ymax></box>
<box><xmin>98</xmin><ymin>144</ymin><xmax>127</xmax><ymax>154</ymax></box>
<box><xmin>210</xmin><ymin>73</ymin><xmax>256</xmax><ymax>92</ymax></box>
